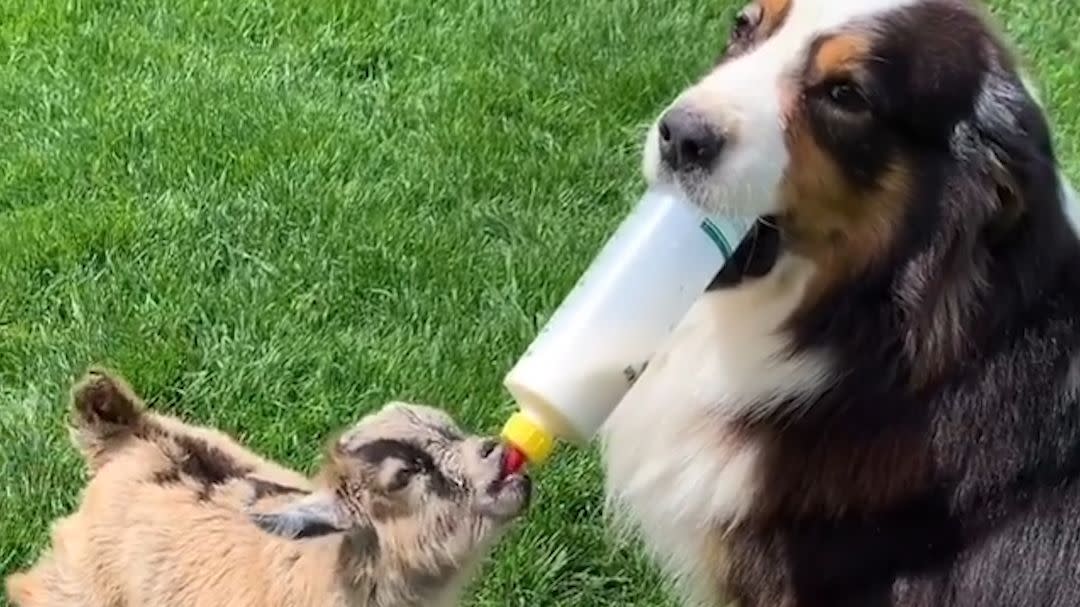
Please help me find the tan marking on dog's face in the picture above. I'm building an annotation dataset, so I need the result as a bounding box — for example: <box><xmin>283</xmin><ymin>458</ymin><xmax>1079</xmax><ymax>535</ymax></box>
<box><xmin>758</xmin><ymin>0</ymin><xmax>792</xmax><ymax>37</ymax></box>
<box><xmin>780</xmin><ymin>151</ymin><xmax>912</xmax><ymax>301</ymax></box>
<box><xmin>810</xmin><ymin>33</ymin><xmax>870</xmax><ymax>79</ymax></box>
<box><xmin>775</xmin><ymin>31</ymin><xmax>912</xmax><ymax>298</ymax></box>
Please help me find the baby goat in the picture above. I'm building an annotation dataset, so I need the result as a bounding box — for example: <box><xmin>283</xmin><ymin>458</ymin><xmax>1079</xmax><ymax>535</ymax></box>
<box><xmin>6</xmin><ymin>369</ymin><xmax>531</xmax><ymax>607</ymax></box>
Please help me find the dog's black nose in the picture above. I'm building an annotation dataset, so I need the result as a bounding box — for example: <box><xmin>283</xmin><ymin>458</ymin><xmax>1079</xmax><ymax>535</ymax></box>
<box><xmin>658</xmin><ymin>108</ymin><xmax>725</xmax><ymax>171</ymax></box>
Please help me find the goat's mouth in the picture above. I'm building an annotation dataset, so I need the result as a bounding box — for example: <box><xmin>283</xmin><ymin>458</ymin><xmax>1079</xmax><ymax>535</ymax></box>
<box><xmin>479</xmin><ymin>474</ymin><xmax>532</xmax><ymax>521</ymax></box>
<box><xmin>474</xmin><ymin>453</ymin><xmax>532</xmax><ymax>520</ymax></box>
<box><xmin>488</xmin><ymin>469</ymin><xmax>531</xmax><ymax>498</ymax></box>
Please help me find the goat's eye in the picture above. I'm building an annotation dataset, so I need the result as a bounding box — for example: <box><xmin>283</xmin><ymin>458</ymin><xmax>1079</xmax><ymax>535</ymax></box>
<box><xmin>824</xmin><ymin>80</ymin><xmax>870</xmax><ymax>113</ymax></box>
<box><xmin>386</xmin><ymin>466</ymin><xmax>418</xmax><ymax>492</ymax></box>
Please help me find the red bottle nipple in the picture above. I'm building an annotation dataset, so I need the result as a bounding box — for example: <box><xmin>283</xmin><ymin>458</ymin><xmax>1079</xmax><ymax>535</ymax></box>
<box><xmin>503</xmin><ymin>444</ymin><xmax>527</xmax><ymax>475</ymax></box>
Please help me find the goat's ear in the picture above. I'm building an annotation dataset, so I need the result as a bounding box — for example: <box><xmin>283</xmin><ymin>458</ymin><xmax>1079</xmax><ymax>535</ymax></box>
<box><xmin>249</xmin><ymin>491</ymin><xmax>351</xmax><ymax>539</ymax></box>
<box><xmin>71</xmin><ymin>367</ymin><xmax>144</xmax><ymax>428</ymax></box>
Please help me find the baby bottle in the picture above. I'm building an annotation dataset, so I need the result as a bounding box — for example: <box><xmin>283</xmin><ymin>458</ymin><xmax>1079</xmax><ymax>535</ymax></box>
<box><xmin>499</xmin><ymin>186</ymin><xmax>755</xmax><ymax>470</ymax></box>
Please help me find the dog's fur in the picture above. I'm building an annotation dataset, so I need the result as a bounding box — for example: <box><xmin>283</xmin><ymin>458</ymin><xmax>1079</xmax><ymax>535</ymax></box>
<box><xmin>602</xmin><ymin>1</ymin><xmax>1080</xmax><ymax>605</ymax></box>
<box><xmin>6</xmin><ymin>369</ymin><xmax>530</xmax><ymax>607</ymax></box>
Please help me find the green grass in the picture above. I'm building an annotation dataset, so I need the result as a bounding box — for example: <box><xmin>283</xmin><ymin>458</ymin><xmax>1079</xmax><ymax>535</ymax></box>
<box><xmin>0</xmin><ymin>1</ymin><xmax>1077</xmax><ymax>605</ymax></box>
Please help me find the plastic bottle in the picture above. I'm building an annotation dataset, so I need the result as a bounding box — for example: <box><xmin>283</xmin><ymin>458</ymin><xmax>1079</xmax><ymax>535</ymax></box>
<box><xmin>499</xmin><ymin>178</ymin><xmax>1080</xmax><ymax>472</ymax></box>
<box><xmin>499</xmin><ymin>187</ymin><xmax>755</xmax><ymax>469</ymax></box>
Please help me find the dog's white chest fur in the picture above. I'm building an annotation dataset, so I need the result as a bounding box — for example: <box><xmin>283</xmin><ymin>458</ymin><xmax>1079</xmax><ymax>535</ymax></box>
<box><xmin>600</xmin><ymin>254</ymin><xmax>833</xmax><ymax>597</ymax></box>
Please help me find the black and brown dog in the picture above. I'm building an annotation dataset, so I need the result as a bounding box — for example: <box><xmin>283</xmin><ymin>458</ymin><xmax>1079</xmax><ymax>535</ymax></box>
<box><xmin>601</xmin><ymin>1</ymin><xmax>1080</xmax><ymax>605</ymax></box>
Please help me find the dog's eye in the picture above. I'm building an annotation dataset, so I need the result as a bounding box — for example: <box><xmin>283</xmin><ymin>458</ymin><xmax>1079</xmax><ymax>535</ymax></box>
<box><xmin>731</xmin><ymin>4</ymin><xmax>762</xmax><ymax>41</ymax></box>
<box><xmin>720</xmin><ymin>4</ymin><xmax>764</xmax><ymax>61</ymax></box>
<box><xmin>825</xmin><ymin>80</ymin><xmax>870</xmax><ymax>113</ymax></box>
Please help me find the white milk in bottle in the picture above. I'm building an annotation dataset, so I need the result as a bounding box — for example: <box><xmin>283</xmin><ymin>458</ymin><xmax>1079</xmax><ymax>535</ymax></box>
<box><xmin>500</xmin><ymin>187</ymin><xmax>754</xmax><ymax>468</ymax></box>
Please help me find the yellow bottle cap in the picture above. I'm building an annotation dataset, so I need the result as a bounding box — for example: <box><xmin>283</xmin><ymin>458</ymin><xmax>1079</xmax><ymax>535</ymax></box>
<box><xmin>501</xmin><ymin>412</ymin><xmax>555</xmax><ymax>466</ymax></box>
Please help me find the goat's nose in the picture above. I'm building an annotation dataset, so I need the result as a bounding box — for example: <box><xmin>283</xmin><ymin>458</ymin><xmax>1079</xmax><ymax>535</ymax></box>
<box><xmin>658</xmin><ymin>108</ymin><xmax>726</xmax><ymax>171</ymax></box>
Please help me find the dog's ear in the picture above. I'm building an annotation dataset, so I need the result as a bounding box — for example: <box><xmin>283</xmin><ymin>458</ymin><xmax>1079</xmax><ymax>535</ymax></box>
<box><xmin>249</xmin><ymin>490</ymin><xmax>352</xmax><ymax>539</ymax></box>
<box><xmin>981</xmin><ymin>147</ymin><xmax>1026</xmax><ymax>243</ymax></box>
<box><xmin>975</xmin><ymin>78</ymin><xmax>1059</xmax><ymax>245</ymax></box>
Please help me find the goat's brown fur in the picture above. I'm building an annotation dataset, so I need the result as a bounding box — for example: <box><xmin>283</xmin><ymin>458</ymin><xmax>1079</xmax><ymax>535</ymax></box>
<box><xmin>7</xmin><ymin>369</ymin><xmax>529</xmax><ymax>607</ymax></box>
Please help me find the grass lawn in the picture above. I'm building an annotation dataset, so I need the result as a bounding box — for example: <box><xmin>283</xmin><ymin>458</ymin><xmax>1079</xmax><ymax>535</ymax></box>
<box><xmin>1</xmin><ymin>0</ymin><xmax>1077</xmax><ymax>604</ymax></box>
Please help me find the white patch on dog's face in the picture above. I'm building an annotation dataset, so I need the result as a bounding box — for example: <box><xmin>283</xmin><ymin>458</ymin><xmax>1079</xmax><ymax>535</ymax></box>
<box><xmin>643</xmin><ymin>0</ymin><xmax>920</xmax><ymax>217</ymax></box>
<box><xmin>602</xmin><ymin>254</ymin><xmax>834</xmax><ymax>597</ymax></box>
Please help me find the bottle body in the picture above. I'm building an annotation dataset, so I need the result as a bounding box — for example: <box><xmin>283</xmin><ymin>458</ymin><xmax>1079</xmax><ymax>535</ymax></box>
<box><xmin>502</xmin><ymin>187</ymin><xmax>754</xmax><ymax>464</ymax></box>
